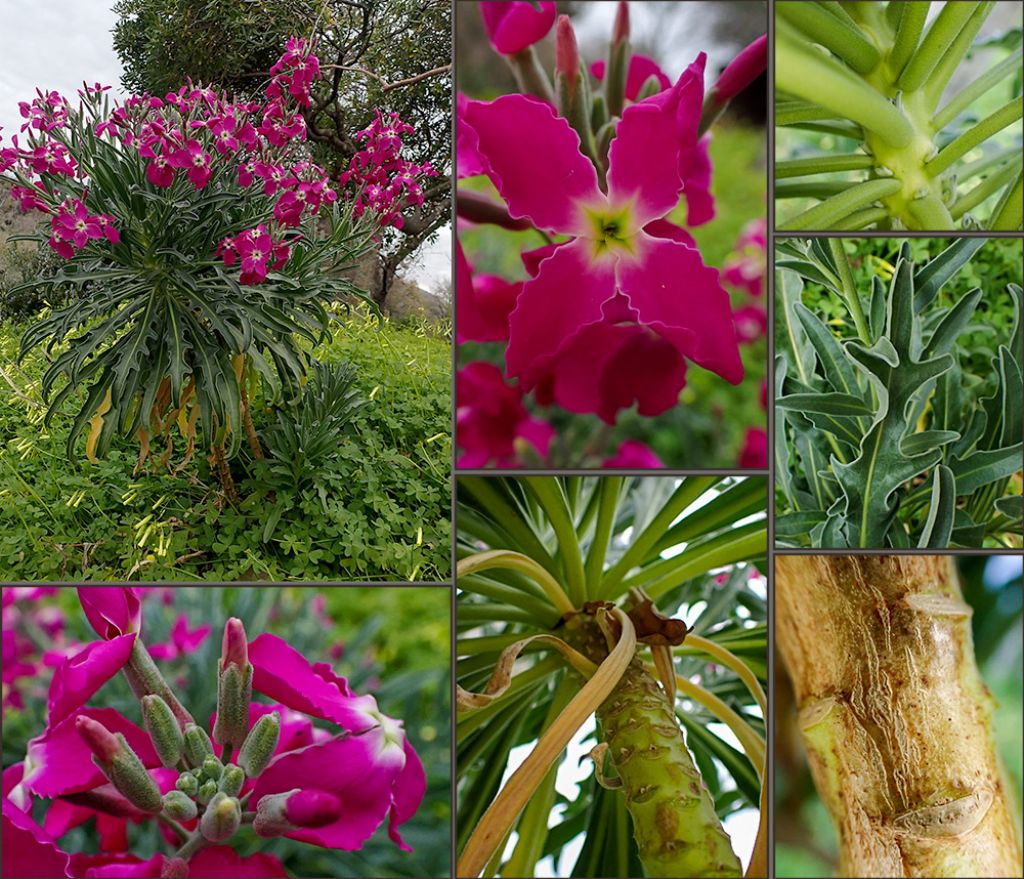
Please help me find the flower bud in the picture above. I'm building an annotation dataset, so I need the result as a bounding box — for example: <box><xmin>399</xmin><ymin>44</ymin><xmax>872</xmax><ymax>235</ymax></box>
<box><xmin>199</xmin><ymin>792</ymin><xmax>241</xmax><ymax>842</ymax></box>
<box><xmin>213</xmin><ymin>619</ymin><xmax>252</xmax><ymax>748</ymax></box>
<box><xmin>182</xmin><ymin>723</ymin><xmax>214</xmax><ymax>766</ymax></box>
<box><xmin>612</xmin><ymin>0</ymin><xmax>629</xmax><ymax>46</ymax></box>
<box><xmin>202</xmin><ymin>755</ymin><xmax>224</xmax><ymax>780</ymax></box>
<box><xmin>196</xmin><ymin>779</ymin><xmax>217</xmax><ymax>805</ymax></box>
<box><xmin>142</xmin><ymin>695</ymin><xmax>184</xmax><ymax>768</ymax></box>
<box><xmin>77</xmin><ymin>717</ymin><xmax>162</xmax><ymax>814</ymax></box>
<box><xmin>218</xmin><ymin>763</ymin><xmax>245</xmax><ymax>797</ymax></box>
<box><xmin>238</xmin><ymin>712</ymin><xmax>280</xmax><ymax>778</ymax></box>
<box><xmin>252</xmin><ymin>788</ymin><xmax>342</xmax><ymax>838</ymax></box>
<box><xmin>555</xmin><ymin>16</ymin><xmax>579</xmax><ymax>83</ymax></box>
<box><xmin>712</xmin><ymin>34</ymin><xmax>767</xmax><ymax>102</ymax></box>
<box><xmin>160</xmin><ymin>858</ymin><xmax>189</xmax><ymax>879</ymax></box>
<box><xmin>162</xmin><ymin>790</ymin><xmax>198</xmax><ymax>822</ymax></box>
<box><xmin>175</xmin><ymin>771</ymin><xmax>198</xmax><ymax>797</ymax></box>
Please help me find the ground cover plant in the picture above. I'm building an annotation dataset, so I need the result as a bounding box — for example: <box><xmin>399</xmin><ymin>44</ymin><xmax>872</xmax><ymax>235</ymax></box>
<box><xmin>457</xmin><ymin>475</ymin><xmax>767</xmax><ymax>877</ymax></box>
<box><xmin>774</xmin><ymin>555</ymin><xmax>1023</xmax><ymax>878</ymax></box>
<box><xmin>457</xmin><ymin>1</ymin><xmax>768</xmax><ymax>468</ymax></box>
<box><xmin>775</xmin><ymin>237</ymin><xmax>1023</xmax><ymax>548</ymax></box>
<box><xmin>0</xmin><ymin>309</ymin><xmax>450</xmax><ymax>581</ymax></box>
<box><xmin>2</xmin><ymin>584</ymin><xmax>451</xmax><ymax>878</ymax></box>
<box><xmin>775</xmin><ymin>0</ymin><xmax>1023</xmax><ymax>231</ymax></box>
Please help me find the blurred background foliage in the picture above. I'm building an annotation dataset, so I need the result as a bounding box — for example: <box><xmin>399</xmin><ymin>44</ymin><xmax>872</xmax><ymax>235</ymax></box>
<box><xmin>456</xmin><ymin>1</ymin><xmax>767</xmax><ymax>467</ymax></box>
<box><xmin>774</xmin><ymin>556</ymin><xmax>1023</xmax><ymax>877</ymax></box>
<box><xmin>2</xmin><ymin>586</ymin><xmax>451</xmax><ymax>878</ymax></box>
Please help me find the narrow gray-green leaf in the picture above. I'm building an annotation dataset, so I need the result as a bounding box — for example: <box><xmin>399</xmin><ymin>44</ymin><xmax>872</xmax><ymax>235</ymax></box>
<box><xmin>918</xmin><ymin>464</ymin><xmax>956</xmax><ymax>548</ymax></box>
<box><xmin>951</xmin><ymin>444</ymin><xmax>1024</xmax><ymax>494</ymax></box>
<box><xmin>777</xmin><ymin>392</ymin><xmax>873</xmax><ymax>416</ymax></box>
<box><xmin>901</xmin><ymin>430</ymin><xmax>961</xmax><ymax>456</ymax></box>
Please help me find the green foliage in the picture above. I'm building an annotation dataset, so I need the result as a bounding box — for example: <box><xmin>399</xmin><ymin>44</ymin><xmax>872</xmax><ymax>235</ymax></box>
<box><xmin>457</xmin><ymin>476</ymin><xmax>767</xmax><ymax>877</ymax></box>
<box><xmin>0</xmin><ymin>309</ymin><xmax>451</xmax><ymax>581</ymax></box>
<box><xmin>775</xmin><ymin>238</ymin><xmax>1023</xmax><ymax>548</ymax></box>
<box><xmin>775</xmin><ymin>0</ymin><xmax>1023</xmax><ymax>230</ymax></box>
<box><xmin>1</xmin><ymin>585</ymin><xmax>451</xmax><ymax>878</ymax></box>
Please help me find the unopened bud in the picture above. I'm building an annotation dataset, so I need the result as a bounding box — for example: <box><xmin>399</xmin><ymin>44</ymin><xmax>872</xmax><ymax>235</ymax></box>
<box><xmin>555</xmin><ymin>16</ymin><xmax>579</xmax><ymax>82</ymax></box>
<box><xmin>175</xmin><ymin>771</ymin><xmax>198</xmax><ymax>797</ymax></box>
<box><xmin>634</xmin><ymin>74</ymin><xmax>663</xmax><ymax>102</ymax></box>
<box><xmin>162</xmin><ymin>790</ymin><xmax>198</xmax><ymax>821</ymax></box>
<box><xmin>252</xmin><ymin>788</ymin><xmax>342</xmax><ymax>838</ymax></box>
<box><xmin>196</xmin><ymin>779</ymin><xmax>217</xmax><ymax>805</ymax></box>
<box><xmin>712</xmin><ymin>33</ymin><xmax>767</xmax><ymax>102</ymax></box>
<box><xmin>220</xmin><ymin>618</ymin><xmax>248</xmax><ymax>671</ymax></box>
<box><xmin>219</xmin><ymin>763</ymin><xmax>245</xmax><ymax>797</ymax></box>
<box><xmin>76</xmin><ymin>715</ymin><xmax>122</xmax><ymax>763</ymax></box>
<box><xmin>182</xmin><ymin>723</ymin><xmax>214</xmax><ymax>766</ymax></box>
<box><xmin>202</xmin><ymin>755</ymin><xmax>224</xmax><ymax>780</ymax></box>
<box><xmin>213</xmin><ymin>620</ymin><xmax>252</xmax><ymax>749</ymax></box>
<box><xmin>199</xmin><ymin>792</ymin><xmax>241</xmax><ymax>842</ymax></box>
<box><xmin>142</xmin><ymin>695</ymin><xmax>183</xmax><ymax>769</ymax></box>
<box><xmin>160</xmin><ymin>858</ymin><xmax>189</xmax><ymax>879</ymax></box>
<box><xmin>238</xmin><ymin>712</ymin><xmax>280</xmax><ymax>778</ymax></box>
<box><xmin>612</xmin><ymin>0</ymin><xmax>629</xmax><ymax>45</ymax></box>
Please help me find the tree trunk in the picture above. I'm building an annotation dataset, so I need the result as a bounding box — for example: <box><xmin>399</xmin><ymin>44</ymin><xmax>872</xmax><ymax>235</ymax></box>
<box><xmin>775</xmin><ymin>555</ymin><xmax>1023</xmax><ymax>878</ymax></box>
<box><xmin>567</xmin><ymin>614</ymin><xmax>742</xmax><ymax>878</ymax></box>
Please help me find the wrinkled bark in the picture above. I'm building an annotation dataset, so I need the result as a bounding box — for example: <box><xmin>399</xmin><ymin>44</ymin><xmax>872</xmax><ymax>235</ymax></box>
<box><xmin>567</xmin><ymin>615</ymin><xmax>742</xmax><ymax>878</ymax></box>
<box><xmin>776</xmin><ymin>555</ymin><xmax>1022</xmax><ymax>878</ymax></box>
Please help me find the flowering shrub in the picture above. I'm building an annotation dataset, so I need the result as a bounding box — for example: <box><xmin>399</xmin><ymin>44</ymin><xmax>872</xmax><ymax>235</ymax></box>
<box><xmin>1</xmin><ymin>587</ymin><xmax>425</xmax><ymax>878</ymax></box>
<box><xmin>0</xmin><ymin>37</ymin><xmax>435</xmax><ymax>490</ymax></box>
<box><xmin>457</xmin><ymin>1</ymin><xmax>767</xmax><ymax>468</ymax></box>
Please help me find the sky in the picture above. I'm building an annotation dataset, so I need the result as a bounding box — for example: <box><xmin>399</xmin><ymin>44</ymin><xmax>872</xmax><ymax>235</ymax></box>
<box><xmin>0</xmin><ymin>0</ymin><xmax>450</xmax><ymax>291</ymax></box>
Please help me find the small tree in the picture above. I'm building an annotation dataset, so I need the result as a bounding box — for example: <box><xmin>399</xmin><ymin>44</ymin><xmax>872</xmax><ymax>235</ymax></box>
<box><xmin>0</xmin><ymin>37</ymin><xmax>435</xmax><ymax>498</ymax></box>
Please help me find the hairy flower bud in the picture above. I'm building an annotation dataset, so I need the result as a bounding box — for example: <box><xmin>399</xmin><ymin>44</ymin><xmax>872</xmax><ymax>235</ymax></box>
<box><xmin>252</xmin><ymin>788</ymin><xmax>343</xmax><ymax>838</ymax></box>
<box><xmin>77</xmin><ymin>716</ymin><xmax>162</xmax><ymax>814</ymax></box>
<box><xmin>213</xmin><ymin>619</ymin><xmax>252</xmax><ymax>748</ymax></box>
<box><xmin>160</xmin><ymin>858</ymin><xmax>189</xmax><ymax>879</ymax></box>
<box><xmin>182</xmin><ymin>723</ymin><xmax>214</xmax><ymax>766</ymax></box>
<box><xmin>555</xmin><ymin>16</ymin><xmax>579</xmax><ymax>83</ymax></box>
<box><xmin>238</xmin><ymin>711</ymin><xmax>280</xmax><ymax>778</ymax></box>
<box><xmin>612</xmin><ymin>0</ymin><xmax>629</xmax><ymax>45</ymax></box>
<box><xmin>196</xmin><ymin>779</ymin><xmax>217</xmax><ymax>805</ymax></box>
<box><xmin>218</xmin><ymin>763</ymin><xmax>245</xmax><ymax>797</ymax></box>
<box><xmin>175</xmin><ymin>771</ymin><xmax>198</xmax><ymax>797</ymax></box>
<box><xmin>162</xmin><ymin>790</ymin><xmax>198</xmax><ymax>822</ymax></box>
<box><xmin>199</xmin><ymin>791</ymin><xmax>241</xmax><ymax>842</ymax></box>
<box><xmin>201</xmin><ymin>755</ymin><xmax>224</xmax><ymax>780</ymax></box>
<box><xmin>142</xmin><ymin>695</ymin><xmax>184</xmax><ymax>768</ymax></box>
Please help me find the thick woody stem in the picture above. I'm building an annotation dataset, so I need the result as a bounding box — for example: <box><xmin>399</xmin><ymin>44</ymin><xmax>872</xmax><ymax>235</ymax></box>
<box><xmin>775</xmin><ymin>555</ymin><xmax>1023</xmax><ymax>878</ymax></box>
<box><xmin>240</xmin><ymin>385</ymin><xmax>264</xmax><ymax>460</ymax></box>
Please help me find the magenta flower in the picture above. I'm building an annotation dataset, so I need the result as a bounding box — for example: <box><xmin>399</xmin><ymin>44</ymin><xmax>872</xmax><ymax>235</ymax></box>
<box><xmin>723</xmin><ymin>217</ymin><xmax>766</xmax><ymax>298</ymax></box>
<box><xmin>603</xmin><ymin>439</ymin><xmax>664</xmax><ymax>469</ymax></box>
<box><xmin>53</xmin><ymin>200</ymin><xmax>118</xmax><ymax>249</ymax></box>
<box><xmin>733</xmin><ymin>305</ymin><xmax>767</xmax><ymax>344</ymax></box>
<box><xmin>166</xmin><ymin>139</ymin><xmax>212</xmax><ymax>188</ymax></box>
<box><xmin>236</xmin><ymin>225</ymin><xmax>273</xmax><ymax>285</ymax></box>
<box><xmin>79</xmin><ymin>587</ymin><xmax>142</xmax><ymax>640</ymax></box>
<box><xmin>246</xmin><ymin>634</ymin><xmax>426</xmax><ymax>851</ymax></box>
<box><xmin>479</xmin><ymin>1</ymin><xmax>556</xmax><ymax>55</ymax></box>
<box><xmin>739</xmin><ymin>427</ymin><xmax>768</xmax><ymax>469</ymax></box>
<box><xmin>462</xmin><ymin>59</ymin><xmax>742</xmax><ymax>423</ymax></box>
<box><xmin>146</xmin><ymin>151</ymin><xmax>174</xmax><ymax>187</ymax></box>
<box><xmin>590</xmin><ymin>54</ymin><xmax>671</xmax><ymax>102</ymax></box>
<box><xmin>457</xmin><ymin>362</ymin><xmax>554</xmax><ymax>467</ymax></box>
<box><xmin>2</xmin><ymin>794</ymin><xmax>71</xmax><ymax>879</ymax></box>
<box><xmin>148</xmin><ymin>614</ymin><xmax>211</xmax><ymax>661</ymax></box>
<box><xmin>456</xmin><ymin>247</ymin><xmax>521</xmax><ymax>344</ymax></box>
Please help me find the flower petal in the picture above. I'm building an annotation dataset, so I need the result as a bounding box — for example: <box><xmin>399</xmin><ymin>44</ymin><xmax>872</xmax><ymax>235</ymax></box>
<box><xmin>2</xmin><ymin>800</ymin><xmax>71</xmax><ymax>879</ymax></box>
<box><xmin>48</xmin><ymin>634</ymin><xmax>136</xmax><ymax>727</ymax></box>
<box><xmin>479</xmin><ymin>1</ymin><xmax>556</xmax><ymax>55</ymax></box>
<box><xmin>248</xmin><ymin>634</ymin><xmax>378</xmax><ymax>732</ymax></box>
<box><xmin>78</xmin><ymin>588</ymin><xmax>141</xmax><ymax>640</ymax></box>
<box><xmin>684</xmin><ymin>136</ymin><xmax>715</xmax><ymax>226</ymax></box>
<box><xmin>603</xmin><ymin>440</ymin><xmax>665</xmax><ymax>469</ymax></box>
<box><xmin>616</xmin><ymin>235</ymin><xmax>743</xmax><ymax>385</ymax></box>
<box><xmin>506</xmin><ymin>238</ymin><xmax>615</xmax><ymax>390</ymax></box>
<box><xmin>189</xmin><ymin>847</ymin><xmax>288</xmax><ymax>878</ymax></box>
<box><xmin>462</xmin><ymin>95</ymin><xmax>602</xmax><ymax>234</ymax></box>
<box><xmin>387</xmin><ymin>737</ymin><xmax>426</xmax><ymax>851</ymax></box>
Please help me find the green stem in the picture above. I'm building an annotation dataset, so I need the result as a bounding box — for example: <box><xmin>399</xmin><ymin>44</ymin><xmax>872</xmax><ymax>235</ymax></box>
<box><xmin>776</xmin><ymin>1</ymin><xmax>880</xmax><ymax>74</ymax></box>
<box><xmin>458</xmin><ymin>575</ymin><xmax>558</xmax><ymax>622</ymax></box>
<box><xmin>779</xmin><ymin>178</ymin><xmax>903</xmax><ymax>231</ymax></box>
<box><xmin>522</xmin><ymin>478</ymin><xmax>586</xmax><ymax>607</ymax></box>
<box><xmin>507</xmin><ymin>47</ymin><xmax>555</xmax><ymax>105</ymax></box>
<box><xmin>923</xmin><ymin>1</ymin><xmax>996</xmax><ymax>110</ymax></box>
<box><xmin>933</xmin><ymin>52</ymin><xmax>1023</xmax><ymax>131</ymax></box>
<box><xmin>907</xmin><ymin>193</ymin><xmax>956</xmax><ymax>230</ymax></box>
<box><xmin>776</xmin><ymin>22</ymin><xmax>913</xmax><ymax>148</ymax></box>
<box><xmin>157</xmin><ymin>814</ymin><xmax>190</xmax><ymax>844</ymax></box>
<box><xmin>122</xmin><ymin>639</ymin><xmax>194</xmax><ymax>729</ymax></box>
<box><xmin>774</xmin><ymin>100</ymin><xmax>846</xmax><ymax>126</ymax></box>
<box><xmin>897</xmin><ymin>0</ymin><xmax>980</xmax><ymax>92</ymax></box>
<box><xmin>951</xmin><ymin>160</ymin><xmax>1023</xmax><ymax>219</ymax></box>
<box><xmin>925</xmin><ymin>97</ymin><xmax>1024</xmax><ymax>177</ymax></box>
<box><xmin>173</xmin><ymin>831</ymin><xmax>208</xmax><ymax>862</ymax></box>
<box><xmin>888</xmin><ymin>0</ymin><xmax>930</xmax><ymax>79</ymax></box>
<box><xmin>828</xmin><ymin>238</ymin><xmax>872</xmax><ymax>344</ymax></box>
<box><xmin>958</xmin><ymin>148</ymin><xmax>1023</xmax><ymax>182</ymax></box>
<box><xmin>776</xmin><ymin>180</ymin><xmax>858</xmax><ymax>199</ymax></box>
<box><xmin>584</xmin><ymin>476</ymin><xmax>621</xmax><ymax>592</ymax></box>
<box><xmin>776</xmin><ymin>154</ymin><xmax>875</xmax><ymax>179</ymax></box>
<box><xmin>989</xmin><ymin>169</ymin><xmax>1023</xmax><ymax>230</ymax></box>
<box><xmin>832</xmin><ymin>206</ymin><xmax>889</xmax><ymax>230</ymax></box>
<box><xmin>459</xmin><ymin>478</ymin><xmax>557</xmax><ymax>574</ymax></box>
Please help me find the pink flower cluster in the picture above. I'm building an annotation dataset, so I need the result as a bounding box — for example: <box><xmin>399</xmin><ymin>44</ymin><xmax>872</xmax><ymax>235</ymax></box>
<box><xmin>218</xmin><ymin>224</ymin><xmax>291</xmax><ymax>285</ymax></box>
<box><xmin>267</xmin><ymin>36</ymin><xmax>320</xmax><ymax>109</ymax></box>
<box><xmin>339</xmin><ymin>111</ymin><xmax>438</xmax><ymax>230</ymax></box>
<box><xmin>457</xmin><ymin>3</ymin><xmax>768</xmax><ymax>467</ymax></box>
<box><xmin>18</xmin><ymin>89</ymin><xmax>70</xmax><ymax>133</ymax></box>
<box><xmin>2</xmin><ymin>588</ymin><xmax>77</xmax><ymax>711</ymax></box>
<box><xmin>2</xmin><ymin>587</ymin><xmax>425</xmax><ymax>878</ymax></box>
<box><xmin>49</xmin><ymin>199</ymin><xmax>119</xmax><ymax>259</ymax></box>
